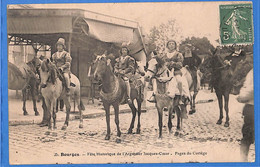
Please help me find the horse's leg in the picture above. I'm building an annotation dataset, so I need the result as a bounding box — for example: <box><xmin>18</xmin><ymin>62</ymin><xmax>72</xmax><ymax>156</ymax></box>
<box><xmin>192</xmin><ymin>92</ymin><xmax>198</xmax><ymax>113</ymax></box>
<box><xmin>112</xmin><ymin>103</ymin><xmax>121</xmax><ymax>139</ymax></box>
<box><xmin>127</xmin><ymin>102</ymin><xmax>137</xmax><ymax>134</ymax></box>
<box><xmin>224</xmin><ymin>93</ymin><xmax>230</xmax><ymax>127</ymax></box>
<box><xmin>60</xmin><ymin>99</ymin><xmax>64</xmax><ymax>111</ymax></box>
<box><xmin>45</xmin><ymin>99</ymin><xmax>52</xmax><ymax>130</ymax></box>
<box><xmin>53</xmin><ymin>100</ymin><xmax>57</xmax><ymax>129</ymax></box>
<box><xmin>31</xmin><ymin>85</ymin><xmax>39</xmax><ymax>116</ymax></box>
<box><xmin>76</xmin><ymin>95</ymin><xmax>83</xmax><ymax>129</ymax></box>
<box><xmin>168</xmin><ymin>106</ymin><xmax>173</xmax><ymax>134</ymax></box>
<box><xmin>189</xmin><ymin>95</ymin><xmax>193</xmax><ymax>115</ymax></box>
<box><xmin>104</xmin><ymin>103</ymin><xmax>111</xmax><ymax>140</ymax></box>
<box><xmin>22</xmin><ymin>89</ymin><xmax>28</xmax><ymax>115</ymax></box>
<box><xmin>157</xmin><ymin>105</ymin><xmax>163</xmax><ymax>139</ymax></box>
<box><xmin>136</xmin><ymin>99</ymin><xmax>142</xmax><ymax>134</ymax></box>
<box><xmin>39</xmin><ymin>97</ymin><xmax>49</xmax><ymax>127</ymax></box>
<box><xmin>216</xmin><ymin>92</ymin><xmax>223</xmax><ymax>125</ymax></box>
<box><xmin>56</xmin><ymin>99</ymin><xmax>59</xmax><ymax>113</ymax></box>
<box><xmin>175</xmin><ymin>106</ymin><xmax>181</xmax><ymax>130</ymax></box>
<box><xmin>61</xmin><ymin>97</ymin><xmax>71</xmax><ymax>130</ymax></box>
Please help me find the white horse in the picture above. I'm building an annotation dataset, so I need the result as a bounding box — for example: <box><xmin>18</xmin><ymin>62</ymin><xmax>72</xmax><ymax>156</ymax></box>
<box><xmin>39</xmin><ymin>59</ymin><xmax>84</xmax><ymax>131</ymax></box>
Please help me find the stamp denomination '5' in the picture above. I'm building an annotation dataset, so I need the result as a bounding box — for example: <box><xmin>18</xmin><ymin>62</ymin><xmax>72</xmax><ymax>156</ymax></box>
<box><xmin>219</xmin><ymin>3</ymin><xmax>253</xmax><ymax>45</ymax></box>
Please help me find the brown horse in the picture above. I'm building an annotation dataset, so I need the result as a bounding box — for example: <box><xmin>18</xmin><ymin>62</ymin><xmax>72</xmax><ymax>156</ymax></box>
<box><xmin>39</xmin><ymin>59</ymin><xmax>84</xmax><ymax>130</ymax></box>
<box><xmin>8</xmin><ymin>56</ymin><xmax>41</xmax><ymax>116</ymax></box>
<box><xmin>199</xmin><ymin>50</ymin><xmax>245</xmax><ymax>127</ymax></box>
<box><xmin>93</xmin><ymin>54</ymin><xmax>144</xmax><ymax>141</ymax></box>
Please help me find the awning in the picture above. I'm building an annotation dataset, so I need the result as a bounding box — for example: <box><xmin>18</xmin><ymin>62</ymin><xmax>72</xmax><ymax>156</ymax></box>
<box><xmin>7</xmin><ymin>16</ymin><xmax>73</xmax><ymax>34</ymax></box>
<box><xmin>84</xmin><ymin>19</ymin><xmax>134</xmax><ymax>43</ymax></box>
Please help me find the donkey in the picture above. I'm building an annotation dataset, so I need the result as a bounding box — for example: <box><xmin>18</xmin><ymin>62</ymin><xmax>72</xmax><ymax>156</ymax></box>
<box><xmin>39</xmin><ymin>59</ymin><xmax>84</xmax><ymax>130</ymax></box>
<box><xmin>93</xmin><ymin>54</ymin><xmax>144</xmax><ymax>141</ymax></box>
<box><xmin>146</xmin><ymin>59</ymin><xmax>187</xmax><ymax>138</ymax></box>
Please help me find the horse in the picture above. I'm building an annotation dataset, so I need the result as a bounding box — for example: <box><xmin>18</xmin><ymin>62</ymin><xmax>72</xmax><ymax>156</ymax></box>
<box><xmin>181</xmin><ymin>66</ymin><xmax>202</xmax><ymax>115</ymax></box>
<box><xmin>93</xmin><ymin>54</ymin><xmax>144</xmax><ymax>141</ymax></box>
<box><xmin>199</xmin><ymin>49</ymin><xmax>245</xmax><ymax>127</ymax></box>
<box><xmin>39</xmin><ymin>59</ymin><xmax>84</xmax><ymax>130</ymax></box>
<box><xmin>146</xmin><ymin>59</ymin><xmax>188</xmax><ymax>138</ymax></box>
<box><xmin>8</xmin><ymin>56</ymin><xmax>41</xmax><ymax>116</ymax></box>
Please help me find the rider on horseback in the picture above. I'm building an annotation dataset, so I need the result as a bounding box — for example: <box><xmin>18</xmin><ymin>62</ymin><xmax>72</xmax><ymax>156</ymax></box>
<box><xmin>224</xmin><ymin>44</ymin><xmax>246</xmax><ymax>69</ymax></box>
<box><xmin>183</xmin><ymin>44</ymin><xmax>202</xmax><ymax>93</ymax></box>
<box><xmin>114</xmin><ymin>43</ymin><xmax>135</xmax><ymax>104</ymax></box>
<box><xmin>148</xmin><ymin>40</ymin><xmax>188</xmax><ymax>103</ymax></box>
<box><xmin>51</xmin><ymin>38</ymin><xmax>72</xmax><ymax>96</ymax></box>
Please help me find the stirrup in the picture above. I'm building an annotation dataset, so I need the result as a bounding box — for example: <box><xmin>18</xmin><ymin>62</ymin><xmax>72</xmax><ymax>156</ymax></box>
<box><xmin>147</xmin><ymin>94</ymin><xmax>156</xmax><ymax>103</ymax></box>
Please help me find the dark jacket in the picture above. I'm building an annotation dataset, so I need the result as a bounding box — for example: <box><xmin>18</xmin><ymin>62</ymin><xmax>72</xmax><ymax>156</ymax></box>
<box><xmin>183</xmin><ymin>51</ymin><xmax>202</xmax><ymax>70</ymax></box>
<box><xmin>114</xmin><ymin>55</ymin><xmax>135</xmax><ymax>78</ymax></box>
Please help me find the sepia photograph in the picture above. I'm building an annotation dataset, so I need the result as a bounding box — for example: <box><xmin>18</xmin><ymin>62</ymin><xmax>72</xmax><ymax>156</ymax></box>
<box><xmin>7</xmin><ymin>1</ymin><xmax>255</xmax><ymax>164</ymax></box>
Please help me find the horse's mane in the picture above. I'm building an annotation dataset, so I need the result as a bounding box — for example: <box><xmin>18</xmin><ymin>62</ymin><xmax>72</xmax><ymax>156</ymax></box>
<box><xmin>41</xmin><ymin>59</ymin><xmax>57</xmax><ymax>84</ymax></box>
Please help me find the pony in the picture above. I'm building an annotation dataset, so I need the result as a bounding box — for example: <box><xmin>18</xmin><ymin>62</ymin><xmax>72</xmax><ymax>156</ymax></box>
<box><xmin>199</xmin><ymin>49</ymin><xmax>247</xmax><ymax>127</ymax></box>
<box><xmin>39</xmin><ymin>59</ymin><xmax>84</xmax><ymax>130</ymax></box>
<box><xmin>8</xmin><ymin>56</ymin><xmax>41</xmax><ymax>116</ymax></box>
<box><xmin>93</xmin><ymin>54</ymin><xmax>144</xmax><ymax>142</ymax></box>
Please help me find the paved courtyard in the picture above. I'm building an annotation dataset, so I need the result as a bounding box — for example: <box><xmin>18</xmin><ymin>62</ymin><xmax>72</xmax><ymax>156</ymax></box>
<box><xmin>8</xmin><ymin>90</ymin><xmax>255</xmax><ymax>164</ymax></box>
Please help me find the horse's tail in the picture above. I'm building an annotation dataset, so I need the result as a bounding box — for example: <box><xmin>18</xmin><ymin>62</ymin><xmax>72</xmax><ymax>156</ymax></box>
<box><xmin>80</xmin><ymin>99</ymin><xmax>85</xmax><ymax>111</ymax></box>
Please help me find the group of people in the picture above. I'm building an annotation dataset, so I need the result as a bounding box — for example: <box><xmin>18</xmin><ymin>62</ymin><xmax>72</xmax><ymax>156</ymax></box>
<box><xmin>49</xmin><ymin>37</ymin><xmax>253</xmax><ymax>162</ymax></box>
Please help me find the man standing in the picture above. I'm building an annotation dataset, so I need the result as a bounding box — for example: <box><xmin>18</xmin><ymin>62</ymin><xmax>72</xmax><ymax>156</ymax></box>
<box><xmin>236</xmin><ymin>69</ymin><xmax>254</xmax><ymax>162</ymax></box>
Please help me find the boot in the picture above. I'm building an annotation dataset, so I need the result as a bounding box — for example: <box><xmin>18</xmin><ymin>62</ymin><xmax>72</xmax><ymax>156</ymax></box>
<box><xmin>148</xmin><ymin>78</ymin><xmax>157</xmax><ymax>103</ymax></box>
<box><xmin>125</xmin><ymin>80</ymin><xmax>132</xmax><ymax>104</ymax></box>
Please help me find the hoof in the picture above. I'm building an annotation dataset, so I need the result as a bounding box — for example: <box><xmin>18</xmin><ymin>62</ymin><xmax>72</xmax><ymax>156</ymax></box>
<box><xmin>169</xmin><ymin>129</ymin><xmax>173</xmax><ymax>134</ymax></box>
<box><xmin>189</xmin><ymin>110</ymin><xmax>193</xmax><ymax>115</ymax></box>
<box><xmin>105</xmin><ymin>135</ymin><xmax>110</xmax><ymax>140</ymax></box>
<box><xmin>224</xmin><ymin>122</ymin><xmax>230</xmax><ymax>127</ymax></box>
<box><xmin>216</xmin><ymin>120</ymin><xmax>222</xmax><ymax>125</ymax></box>
<box><xmin>23</xmin><ymin>112</ymin><xmax>29</xmax><ymax>116</ymax></box>
<box><xmin>45</xmin><ymin>131</ymin><xmax>50</xmax><ymax>135</ymax></box>
<box><xmin>116</xmin><ymin>138</ymin><xmax>121</xmax><ymax>143</ymax></box>
<box><xmin>39</xmin><ymin>123</ymin><xmax>48</xmax><ymax>127</ymax></box>
<box><xmin>79</xmin><ymin>124</ymin><xmax>83</xmax><ymax>129</ymax></box>
<box><xmin>117</xmin><ymin>132</ymin><xmax>121</xmax><ymax>137</ymax></box>
<box><xmin>35</xmin><ymin>112</ymin><xmax>40</xmax><ymax>116</ymax></box>
<box><xmin>128</xmin><ymin>129</ymin><xmax>133</xmax><ymax>134</ymax></box>
<box><xmin>158</xmin><ymin>136</ymin><xmax>162</xmax><ymax>139</ymax></box>
<box><xmin>136</xmin><ymin>129</ymin><xmax>141</xmax><ymax>134</ymax></box>
<box><xmin>61</xmin><ymin>125</ymin><xmax>67</xmax><ymax>130</ymax></box>
<box><xmin>174</xmin><ymin>131</ymin><xmax>179</xmax><ymax>136</ymax></box>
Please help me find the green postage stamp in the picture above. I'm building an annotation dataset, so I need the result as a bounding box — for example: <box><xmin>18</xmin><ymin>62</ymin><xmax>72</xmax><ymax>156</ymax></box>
<box><xmin>219</xmin><ymin>3</ymin><xmax>253</xmax><ymax>45</ymax></box>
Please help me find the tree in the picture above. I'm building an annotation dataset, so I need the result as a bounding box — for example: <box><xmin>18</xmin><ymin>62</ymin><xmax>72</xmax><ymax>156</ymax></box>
<box><xmin>179</xmin><ymin>37</ymin><xmax>215</xmax><ymax>55</ymax></box>
<box><xmin>147</xmin><ymin>19</ymin><xmax>182</xmax><ymax>54</ymax></box>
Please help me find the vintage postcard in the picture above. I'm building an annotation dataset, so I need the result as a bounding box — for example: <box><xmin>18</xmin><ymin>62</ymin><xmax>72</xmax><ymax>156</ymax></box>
<box><xmin>6</xmin><ymin>1</ymin><xmax>255</xmax><ymax>165</ymax></box>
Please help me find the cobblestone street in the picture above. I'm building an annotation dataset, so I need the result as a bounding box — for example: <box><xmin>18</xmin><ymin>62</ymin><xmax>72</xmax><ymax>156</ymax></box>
<box><xmin>9</xmin><ymin>90</ymin><xmax>255</xmax><ymax>164</ymax></box>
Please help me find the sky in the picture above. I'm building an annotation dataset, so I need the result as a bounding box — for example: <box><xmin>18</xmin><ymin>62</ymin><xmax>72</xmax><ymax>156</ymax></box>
<box><xmin>10</xmin><ymin>1</ymin><xmax>250</xmax><ymax>47</ymax></box>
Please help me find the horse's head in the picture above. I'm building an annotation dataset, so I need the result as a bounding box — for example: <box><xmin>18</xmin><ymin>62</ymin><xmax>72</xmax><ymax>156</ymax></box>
<box><xmin>39</xmin><ymin>59</ymin><xmax>56</xmax><ymax>88</ymax></box>
<box><xmin>199</xmin><ymin>56</ymin><xmax>213</xmax><ymax>74</ymax></box>
<box><xmin>93</xmin><ymin>54</ymin><xmax>112</xmax><ymax>81</ymax></box>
